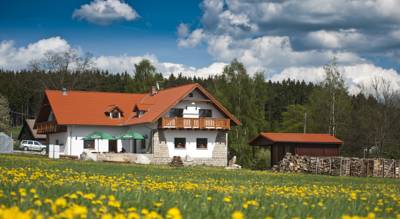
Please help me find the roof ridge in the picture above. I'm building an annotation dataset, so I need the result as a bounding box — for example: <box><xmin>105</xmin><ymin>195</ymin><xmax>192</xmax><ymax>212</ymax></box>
<box><xmin>45</xmin><ymin>89</ymin><xmax>146</xmax><ymax>96</ymax></box>
<box><xmin>45</xmin><ymin>83</ymin><xmax>199</xmax><ymax>95</ymax></box>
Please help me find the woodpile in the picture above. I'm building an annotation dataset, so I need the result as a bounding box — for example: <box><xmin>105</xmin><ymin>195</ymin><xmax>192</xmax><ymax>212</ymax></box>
<box><xmin>275</xmin><ymin>153</ymin><xmax>400</xmax><ymax>179</ymax></box>
<box><xmin>169</xmin><ymin>156</ymin><xmax>184</xmax><ymax>167</ymax></box>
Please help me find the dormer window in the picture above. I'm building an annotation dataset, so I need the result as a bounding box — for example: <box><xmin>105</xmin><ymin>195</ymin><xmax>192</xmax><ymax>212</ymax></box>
<box><xmin>133</xmin><ymin>104</ymin><xmax>149</xmax><ymax>118</ymax></box>
<box><xmin>105</xmin><ymin>106</ymin><xmax>123</xmax><ymax>119</ymax></box>
<box><xmin>136</xmin><ymin>110</ymin><xmax>145</xmax><ymax>118</ymax></box>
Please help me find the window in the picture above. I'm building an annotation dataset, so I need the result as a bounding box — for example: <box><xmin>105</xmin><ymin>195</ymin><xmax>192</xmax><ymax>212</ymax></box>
<box><xmin>199</xmin><ymin>109</ymin><xmax>212</xmax><ymax>117</ymax></box>
<box><xmin>168</xmin><ymin>108</ymin><xmax>183</xmax><ymax>117</ymax></box>
<box><xmin>196</xmin><ymin>138</ymin><xmax>208</xmax><ymax>149</ymax></box>
<box><xmin>111</xmin><ymin>111</ymin><xmax>120</xmax><ymax>118</ymax></box>
<box><xmin>136</xmin><ymin>110</ymin><xmax>145</xmax><ymax>118</ymax></box>
<box><xmin>188</xmin><ymin>92</ymin><xmax>194</xmax><ymax>97</ymax></box>
<box><xmin>174</xmin><ymin>138</ymin><xmax>186</xmax><ymax>149</ymax></box>
<box><xmin>84</xmin><ymin>140</ymin><xmax>95</xmax><ymax>149</ymax></box>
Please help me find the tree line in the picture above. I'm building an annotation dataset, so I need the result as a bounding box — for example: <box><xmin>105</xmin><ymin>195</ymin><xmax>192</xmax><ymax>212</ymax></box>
<box><xmin>0</xmin><ymin>54</ymin><xmax>399</xmax><ymax>168</ymax></box>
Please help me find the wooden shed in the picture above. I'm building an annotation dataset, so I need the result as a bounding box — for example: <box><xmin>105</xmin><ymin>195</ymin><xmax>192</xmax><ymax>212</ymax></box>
<box><xmin>249</xmin><ymin>132</ymin><xmax>343</xmax><ymax>166</ymax></box>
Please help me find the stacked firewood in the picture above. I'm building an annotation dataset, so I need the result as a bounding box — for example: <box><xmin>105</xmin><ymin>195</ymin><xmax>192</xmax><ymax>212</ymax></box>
<box><xmin>169</xmin><ymin>156</ymin><xmax>184</xmax><ymax>167</ymax></box>
<box><xmin>276</xmin><ymin>153</ymin><xmax>399</xmax><ymax>179</ymax></box>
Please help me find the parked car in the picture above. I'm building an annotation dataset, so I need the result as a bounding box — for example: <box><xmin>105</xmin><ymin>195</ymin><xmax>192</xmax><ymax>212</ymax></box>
<box><xmin>19</xmin><ymin>140</ymin><xmax>46</xmax><ymax>153</ymax></box>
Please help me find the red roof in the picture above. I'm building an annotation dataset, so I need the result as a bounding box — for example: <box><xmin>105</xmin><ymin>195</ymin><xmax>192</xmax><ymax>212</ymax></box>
<box><xmin>250</xmin><ymin>132</ymin><xmax>343</xmax><ymax>145</ymax></box>
<box><xmin>40</xmin><ymin>83</ymin><xmax>240</xmax><ymax>126</ymax></box>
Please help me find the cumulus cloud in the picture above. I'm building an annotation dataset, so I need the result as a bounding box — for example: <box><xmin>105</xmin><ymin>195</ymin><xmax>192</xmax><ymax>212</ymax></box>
<box><xmin>271</xmin><ymin>64</ymin><xmax>400</xmax><ymax>95</ymax></box>
<box><xmin>0</xmin><ymin>37</ymin><xmax>225</xmax><ymax>78</ymax></box>
<box><xmin>178</xmin><ymin>28</ymin><xmax>206</xmax><ymax>48</ymax></box>
<box><xmin>1</xmin><ymin>37</ymin><xmax>400</xmax><ymax>95</ymax></box>
<box><xmin>0</xmin><ymin>37</ymin><xmax>71</xmax><ymax>70</ymax></box>
<box><xmin>178</xmin><ymin>0</ymin><xmax>400</xmax><ymax>75</ymax></box>
<box><xmin>73</xmin><ymin>0</ymin><xmax>139</xmax><ymax>25</ymax></box>
<box><xmin>207</xmin><ymin>35</ymin><xmax>365</xmax><ymax>74</ymax></box>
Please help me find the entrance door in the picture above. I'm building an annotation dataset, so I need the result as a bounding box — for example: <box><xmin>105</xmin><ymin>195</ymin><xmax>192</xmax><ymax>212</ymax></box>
<box><xmin>108</xmin><ymin>140</ymin><xmax>118</xmax><ymax>153</ymax></box>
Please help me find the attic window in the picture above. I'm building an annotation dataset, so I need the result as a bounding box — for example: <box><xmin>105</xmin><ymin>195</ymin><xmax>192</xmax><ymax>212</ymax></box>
<box><xmin>105</xmin><ymin>107</ymin><xmax>123</xmax><ymax>119</ymax></box>
<box><xmin>188</xmin><ymin>92</ymin><xmax>194</xmax><ymax>98</ymax></box>
<box><xmin>136</xmin><ymin>110</ymin><xmax>145</xmax><ymax>118</ymax></box>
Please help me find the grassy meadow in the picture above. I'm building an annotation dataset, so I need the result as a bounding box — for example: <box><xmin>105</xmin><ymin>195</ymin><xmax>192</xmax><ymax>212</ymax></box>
<box><xmin>0</xmin><ymin>154</ymin><xmax>399</xmax><ymax>219</ymax></box>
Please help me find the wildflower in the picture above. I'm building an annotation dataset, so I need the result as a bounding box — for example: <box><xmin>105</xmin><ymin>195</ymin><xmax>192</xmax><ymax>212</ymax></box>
<box><xmin>224</xmin><ymin>197</ymin><xmax>231</xmax><ymax>203</ymax></box>
<box><xmin>166</xmin><ymin>207</ymin><xmax>182</xmax><ymax>219</ymax></box>
<box><xmin>232</xmin><ymin>211</ymin><xmax>244</xmax><ymax>219</ymax></box>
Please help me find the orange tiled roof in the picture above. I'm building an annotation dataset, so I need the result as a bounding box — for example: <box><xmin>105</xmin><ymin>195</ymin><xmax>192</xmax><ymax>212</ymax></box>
<box><xmin>253</xmin><ymin>132</ymin><xmax>343</xmax><ymax>144</ymax></box>
<box><xmin>43</xmin><ymin>83</ymin><xmax>240</xmax><ymax>126</ymax></box>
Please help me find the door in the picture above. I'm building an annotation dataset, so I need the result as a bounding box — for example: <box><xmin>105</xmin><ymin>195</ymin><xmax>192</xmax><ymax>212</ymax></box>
<box><xmin>28</xmin><ymin>141</ymin><xmax>34</xmax><ymax>150</ymax></box>
<box><xmin>108</xmin><ymin>140</ymin><xmax>118</xmax><ymax>153</ymax></box>
<box><xmin>33</xmin><ymin>141</ymin><xmax>41</xmax><ymax>151</ymax></box>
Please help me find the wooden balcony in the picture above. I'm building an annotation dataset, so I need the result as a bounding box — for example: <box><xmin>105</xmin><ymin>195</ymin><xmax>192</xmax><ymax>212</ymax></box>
<box><xmin>160</xmin><ymin>117</ymin><xmax>230</xmax><ymax>130</ymax></box>
<box><xmin>36</xmin><ymin>121</ymin><xmax>66</xmax><ymax>134</ymax></box>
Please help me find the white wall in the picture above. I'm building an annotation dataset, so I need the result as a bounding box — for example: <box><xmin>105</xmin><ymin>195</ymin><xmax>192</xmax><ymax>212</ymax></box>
<box><xmin>163</xmin><ymin>130</ymin><xmax>219</xmax><ymax>158</ymax></box>
<box><xmin>66</xmin><ymin>125</ymin><xmax>128</xmax><ymax>156</ymax></box>
<box><xmin>47</xmin><ymin>124</ymin><xmax>158</xmax><ymax>156</ymax></box>
<box><xmin>48</xmin><ymin>132</ymin><xmax>68</xmax><ymax>154</ymax></box>
<box><xmin>174</xmin><ymin>101</ymin><xmax>225</xmax><ymax>119</ymax></box>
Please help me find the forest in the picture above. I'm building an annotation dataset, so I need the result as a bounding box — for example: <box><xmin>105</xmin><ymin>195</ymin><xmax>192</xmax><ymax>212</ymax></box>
<box><xmin>0</xmin><ymin>53</ymin><xmax>399</xmax><ymax>168</ymax></box>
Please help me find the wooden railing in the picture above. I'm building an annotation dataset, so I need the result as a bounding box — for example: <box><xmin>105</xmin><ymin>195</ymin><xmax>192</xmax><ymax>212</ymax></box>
<box><xmin>36</xmin><ymin>121</ymin><xmax>66</xmax><ymax>134</ymax></box>
<box><xmin>160</xmin><ymin>117</ymin><xmax>230</xmax><ymax>130</ymax></box>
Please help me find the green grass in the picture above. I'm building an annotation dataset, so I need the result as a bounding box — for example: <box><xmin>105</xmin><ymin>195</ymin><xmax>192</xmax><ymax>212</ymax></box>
<box><xmin>0</xmin><ymin>154</ymin><xmax>399</xmax><ymax>219</ymax></box>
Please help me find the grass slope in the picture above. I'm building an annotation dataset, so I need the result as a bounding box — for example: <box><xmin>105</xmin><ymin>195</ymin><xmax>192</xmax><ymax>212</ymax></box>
<box><xmin>0</xmin><ymin>154</ymin><xmax>399</xmax><ymax>219</ymax></box>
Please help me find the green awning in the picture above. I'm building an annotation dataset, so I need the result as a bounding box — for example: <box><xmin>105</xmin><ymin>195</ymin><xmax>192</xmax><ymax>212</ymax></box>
<box><xmin>83</xmin><ymin>131</ymin><xmax>115</xmax><ymax>140</ymax></box>
<box><xmin>117</xmin><ymin>130</ymin><xmax>144</xmax><ymax>140</ymax></box>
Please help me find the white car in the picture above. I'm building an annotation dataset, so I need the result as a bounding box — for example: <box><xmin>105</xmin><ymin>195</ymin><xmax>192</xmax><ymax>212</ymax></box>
<box><xmin>19</xmin><ymin>140</ymin><xmax>47</xmax><ymax>153</ymax></box>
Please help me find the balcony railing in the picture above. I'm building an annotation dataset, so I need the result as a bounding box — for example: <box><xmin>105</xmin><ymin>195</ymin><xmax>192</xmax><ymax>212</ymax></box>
<box><xmin>160</xmin><ymin>117</ymin><xmax>230</xmax><ymax>130</ymax></box>
<box><xmin>36</xmin><ymin>121</ymin><xmax>66</xmax><ymax>134</ymax></box>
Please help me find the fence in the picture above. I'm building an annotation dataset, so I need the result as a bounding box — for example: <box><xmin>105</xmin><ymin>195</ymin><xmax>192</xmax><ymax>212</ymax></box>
<box><xmin>275</xmin><ymin>153</ymin><xmax>400</xmax><ymax>178</ymax></box>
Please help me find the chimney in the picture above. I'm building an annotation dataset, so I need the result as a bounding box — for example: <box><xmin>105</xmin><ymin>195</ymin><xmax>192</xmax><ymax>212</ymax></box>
<box><xmin>62</xmin><ymin>88</ymin><xmax>67</xmax><ymax>96</ymax></box>
<box><xmin>150</xmin><ymin>86</ymin><xmax>158</xmax><ymax>96</ymax></box>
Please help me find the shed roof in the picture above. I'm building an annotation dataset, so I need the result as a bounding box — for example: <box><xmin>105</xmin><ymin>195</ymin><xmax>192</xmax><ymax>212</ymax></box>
<box><xmin>249</xmin><ymin>132</ymin><xmax>343</xmax><ymax>145</ymax></box>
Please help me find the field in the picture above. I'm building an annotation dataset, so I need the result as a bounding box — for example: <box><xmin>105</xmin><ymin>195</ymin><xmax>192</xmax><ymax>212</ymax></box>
<box><xmin>0</xmin><ymin>154</ymin><xmax>399</xmax><ymax>219</ymax></box>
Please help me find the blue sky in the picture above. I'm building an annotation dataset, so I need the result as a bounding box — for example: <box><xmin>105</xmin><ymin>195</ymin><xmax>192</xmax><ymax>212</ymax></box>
<box><xmin>1</xmin><ymin>0</ymin><xmax>400</xmax><ymax>93</ymax></box>
<box><xmin>0</xmin><ymin>0</ymin><xmax>212</xmax><ymax>67</ymax></box>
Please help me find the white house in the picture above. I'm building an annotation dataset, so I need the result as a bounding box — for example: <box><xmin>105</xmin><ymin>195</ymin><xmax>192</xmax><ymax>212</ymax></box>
<box><xmin>34</xmin><ymin>83</ymin><xmax>240</xmax><ymax>166</ymax></box>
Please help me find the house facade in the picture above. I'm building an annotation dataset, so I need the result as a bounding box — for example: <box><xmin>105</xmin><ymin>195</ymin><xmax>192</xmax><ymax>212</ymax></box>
<box><xmin>34</xmin><ymin>83</ymin><xmax>240</xmax><ymax>166</ymax></box>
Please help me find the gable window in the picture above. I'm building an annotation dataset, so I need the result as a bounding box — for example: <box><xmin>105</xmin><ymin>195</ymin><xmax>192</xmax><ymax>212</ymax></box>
<box><xmin>174</xmin><ymin>138</ymin><xmax>186</xmax><ymax>149</ymax></box>
<box><xmin>188</xmin><ymin>92</ymin><xmax>194</xmax><ymax>98</ymax></box>
<box><xmin>105</xmin><ymin>107</ymin><xmax>123</xmax><ymax>119</ymax></box>
<box><xmin>111</xmin><ymin>110</ymin><xmax>120</xmax><ymax>118</ymax></box>
<box><xmin>168</xmin><ymin>108</ymin><xmax>183</xmax><ymax>118</ymax></box>
<box><xmin>84</xmin><ymin>140</ymin><xmax>95</xmax><ymax>149</ymax></box>
<box><xmin>136</xmin><ymin>110</ymin><xmax>145</xmax><ymax>118</ymax></box>
<box><xmin>199</xmin><ymin>109</ymin><xmax>212</xmax><ymax>117</ymax></box>
<box><xmin>196</xmin><ymin>138</ymin><xmax>208</xmax><ymax>149</ymax></box>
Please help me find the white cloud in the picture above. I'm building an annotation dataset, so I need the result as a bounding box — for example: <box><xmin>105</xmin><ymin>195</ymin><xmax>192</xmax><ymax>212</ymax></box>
<box><xmin>178</xmin><ymin>29</ymin><xmax>206</xmax><ymax>48</ymax></box>
<box><xmin>73</xmin><ymin>0</ymin><xmax>138</xmax><ymax>25</ymax></box>
<box><xmin>177</xmin><ymin>23</ymin><xmax>189</xmax><ymax>38</ymax></box>
<box><xmin>2</xmin><ymin>37</ymin><xmax>400</xmax><ymax>95</ymax></box>
<box><xmin>271</xmin><ymin>64</ymin><xmax>400</xmax><ymax>94</ymax></box>
<box><xmin>93</xmin><ymin>54</ymin><xmax>226</xmax><ymax>78</ymax></box>
<box><xmin>306</xmin><ymin>29</ymin><xmax>367</xmax><ymax>49</ymax></box>
<box><xmin>207</xmin><ymin>34</ymin><xmax>365</xmax><ymax>73</ymax></box>
<box><xmin>0</xmin><ymin>37</ymin><xmax>71</xmax><ymax>70</ymax></box>
<box><xmin>177</xmin><ymin>0</ymin><xmax>400</xmax><ymax>77</ymax></box>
